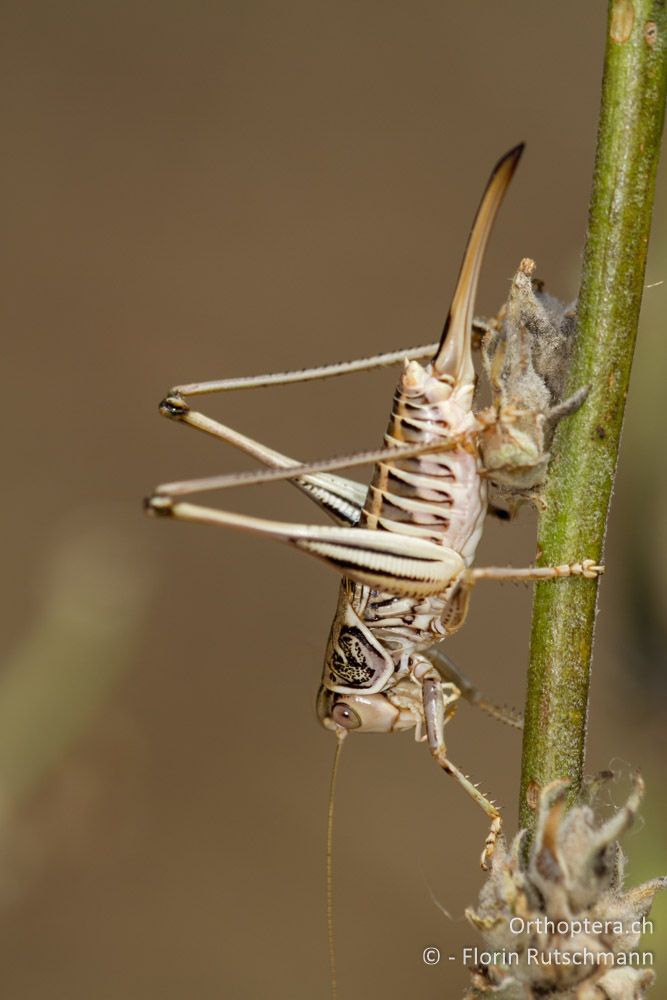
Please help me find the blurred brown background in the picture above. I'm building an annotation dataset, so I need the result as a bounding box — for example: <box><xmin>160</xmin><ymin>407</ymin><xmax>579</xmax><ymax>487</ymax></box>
<box><xmin>2</xmin><ymin>2</ymin><xmax>666</xmax><ymax>997</ymax></box>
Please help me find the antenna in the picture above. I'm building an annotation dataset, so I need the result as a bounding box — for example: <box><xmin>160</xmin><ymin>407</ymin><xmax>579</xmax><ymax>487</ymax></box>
<box><xmin>327</xmin><ymin>730</ymin><xmax>346</xmax><ymax>1000</ymax></box>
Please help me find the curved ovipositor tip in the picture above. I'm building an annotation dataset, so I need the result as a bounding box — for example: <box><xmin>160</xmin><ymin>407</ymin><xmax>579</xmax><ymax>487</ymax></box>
<box><xmin>434</xmin><ymin>143</ymin><xmax>525</xmax><ymax>385</ymax></box>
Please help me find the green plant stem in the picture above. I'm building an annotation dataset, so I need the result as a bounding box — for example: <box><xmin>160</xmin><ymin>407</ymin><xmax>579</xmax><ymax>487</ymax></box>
<box><xmin>519</xmin><ymin>0</ymin><xmax>667</xmax><ymax>832</ymax></box>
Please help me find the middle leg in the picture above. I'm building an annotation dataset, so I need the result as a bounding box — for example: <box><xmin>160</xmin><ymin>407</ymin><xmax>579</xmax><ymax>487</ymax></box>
<box><xmin>467</xmin><ymin>560</ymin><xmax>604</xmax><ymax>583</ymax></box>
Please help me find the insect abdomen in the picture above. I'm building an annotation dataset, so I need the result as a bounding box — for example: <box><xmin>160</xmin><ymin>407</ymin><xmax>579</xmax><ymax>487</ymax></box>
<box><xmin>360</xmin><ymin>360</ymin><xmax>486</xmax><ymax>566</ymax></box>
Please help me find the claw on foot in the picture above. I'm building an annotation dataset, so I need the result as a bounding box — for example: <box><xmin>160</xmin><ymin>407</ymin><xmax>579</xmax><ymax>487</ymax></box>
<box><xmin>480</xmin><ymin>815</ymin><xmax>503</xmax><ymax>870</ymax></box>
<box><xmin>580</xmin><ymin>558</ymin><xmax>604</xmax><ymax>578</ymax></box>
<box><xmin>565</xmin><ymin>558</ymin><xmax>604</xmax><ymax>579</ymax></box>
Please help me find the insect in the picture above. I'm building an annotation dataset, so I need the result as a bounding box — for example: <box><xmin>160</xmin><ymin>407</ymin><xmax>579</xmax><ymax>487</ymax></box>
<box><xmin>147</xmin><ymin>145</ymin><xmax>602</xmax><ymax>871</ymax></box>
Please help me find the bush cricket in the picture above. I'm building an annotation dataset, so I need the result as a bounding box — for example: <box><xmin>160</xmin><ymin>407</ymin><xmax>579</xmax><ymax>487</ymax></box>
<box><xmin>146</xmin><ymin>143</ymin><xmax>602</xmax><ymax>992</ymax></box>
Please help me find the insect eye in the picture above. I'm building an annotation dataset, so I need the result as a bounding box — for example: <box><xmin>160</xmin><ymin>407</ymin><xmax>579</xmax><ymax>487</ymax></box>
<box><xmin>331</xmin><ymin>703</ymin><xmax>361</xmax><ymax>730</ymax></box>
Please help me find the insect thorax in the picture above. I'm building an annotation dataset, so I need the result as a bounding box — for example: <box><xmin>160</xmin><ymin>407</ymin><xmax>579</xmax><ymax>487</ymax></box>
<box><xmin>322</xmin><ymin>579</ymin><xmax>468</xmax><ymax>697</ymax></box>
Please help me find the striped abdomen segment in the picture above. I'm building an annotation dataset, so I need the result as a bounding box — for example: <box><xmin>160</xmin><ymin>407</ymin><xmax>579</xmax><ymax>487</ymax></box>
<box><xmin>360</xmin><ymin>360</ymin><xmax>486</xmax><ymax>566</ymax></box>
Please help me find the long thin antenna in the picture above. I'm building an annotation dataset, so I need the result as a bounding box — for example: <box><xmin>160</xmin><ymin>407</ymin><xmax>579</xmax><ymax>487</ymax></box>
<box><xmin>327</xmin><ymin>730</ymin><xmax>346</xmax><ymax>1000</ymax></box>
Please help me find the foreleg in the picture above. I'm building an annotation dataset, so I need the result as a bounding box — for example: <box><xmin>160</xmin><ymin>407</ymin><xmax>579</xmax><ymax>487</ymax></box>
<box><xmin>420</xmin><ymin>671</ymin><xmax>502</xmax><ymax>869</ymax></box>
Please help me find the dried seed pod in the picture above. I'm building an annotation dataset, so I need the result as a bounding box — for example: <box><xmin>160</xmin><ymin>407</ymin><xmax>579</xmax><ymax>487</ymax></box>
<box><xmin>464</xmin><ymin>774</ymin><xmax>667</xmax><ymax>999</ymax></box>
<box><xmin>479</xmin><ymin>258</ymin><xmax>588</xmax><ymax>511</ymax></box>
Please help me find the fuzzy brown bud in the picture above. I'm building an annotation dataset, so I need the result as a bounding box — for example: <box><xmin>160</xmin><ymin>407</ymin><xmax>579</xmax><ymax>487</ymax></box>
<box><xmin>464</xmin><ymin>775</ymin><xmax>666</xmax><ymax>999</ymax></box>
